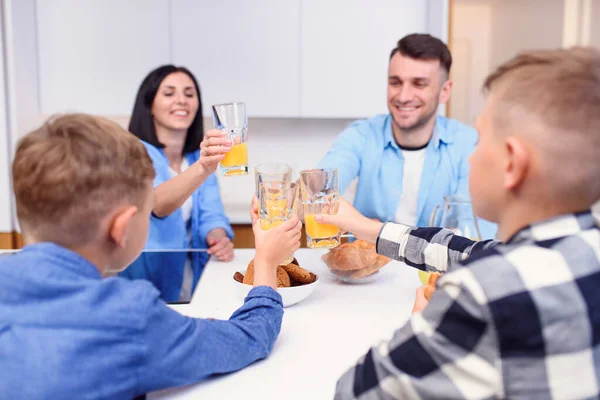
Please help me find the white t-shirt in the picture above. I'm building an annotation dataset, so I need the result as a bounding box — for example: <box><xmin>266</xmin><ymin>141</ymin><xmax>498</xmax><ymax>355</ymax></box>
<box><xmin>169</xmin><ymin>158</ymin><xmax>194</xmax><ymax>301</ymax></box>
<box><xmin>394</xmin><ymin>147</ymin><xmax>427</xmax><ymax>226</ymax></box>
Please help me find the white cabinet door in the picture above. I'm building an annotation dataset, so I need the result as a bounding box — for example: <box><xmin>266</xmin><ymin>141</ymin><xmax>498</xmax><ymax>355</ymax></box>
<box><xmin>301</xmin><ymin>0</ymin><xmax>428</xmax><ymax>118</ymax></box>
<box><xmin>36</xmin><ymin>0</ymin><xmax>170</xmax><ymax>115</ymax></box>
<box><xmin>171</xmin><ymin>0</ymin><xmax>301</xmax><ymax>118</ymax></box>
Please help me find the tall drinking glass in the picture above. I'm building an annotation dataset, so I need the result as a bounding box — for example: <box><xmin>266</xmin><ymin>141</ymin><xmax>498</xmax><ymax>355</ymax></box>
<box><xmin>300</xmin><ymin>169</ymin><xmax>340</xmax><ymax>249</ymax></box>
<box><xmin>212</xmin><ymin>102</ymin><xmax>248</xmax><ymax>176</ymax></box>
<box><xmin>254</xmin><ymin>163</ymin><xmax>292</xmax><ymax>195</ymax></box>
<box><xmin>258</xmin><ymin>181</ymin><xmax>299</xmax><ymax>264</ymax></box>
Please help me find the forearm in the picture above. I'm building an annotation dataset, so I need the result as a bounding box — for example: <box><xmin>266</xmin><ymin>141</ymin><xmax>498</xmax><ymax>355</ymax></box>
<box><xmin>142</xmin><ymin>288</ymin><xmax>283</xmax><ymax>392</ymax></box>
<box><xmin>153</xmin><ymin>164</ymin><xmax>210</xmax><ymax>217</ymax></box>
<box><xmin>352</xmin><ymin>219</ymin><xmax>384</xmax><ymax>243</ymax></box>
<box><xmin>193</xmin><ymin>288</ymin><xmax>283</xmax><ymax>375</ymax></box>
<box><xmin>376</xmin><ymin>223</ymin><xmax>494</xmax><ymax>272</ymax></box>
<box><xmin>252</xmin><ymin>254</ymin><xmax>278</xmax><ymax>289</ymax></box>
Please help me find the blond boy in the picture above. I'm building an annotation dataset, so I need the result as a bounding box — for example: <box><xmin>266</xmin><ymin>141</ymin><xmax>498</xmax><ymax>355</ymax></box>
<box><xmin>0</xmin><ymin>114</ymin><xmax>301</xmax><ymax>399</ymax></box>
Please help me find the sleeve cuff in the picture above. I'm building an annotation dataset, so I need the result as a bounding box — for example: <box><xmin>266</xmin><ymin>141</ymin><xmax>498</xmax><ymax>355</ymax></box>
<box><xmin>376</xmin><ymin>222</ymin><xmax>412</xmax><ymax>260</ymax></box>
<box><xmin>247</xmin><ymin>286</ymin><xmax>283</xmax><ymax>305</ymax></box>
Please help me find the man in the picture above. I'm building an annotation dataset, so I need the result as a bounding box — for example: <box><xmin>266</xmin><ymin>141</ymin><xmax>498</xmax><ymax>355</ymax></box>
<box><xmin>318</xmin><ymin>33</ymin><xmax>495</xmax><ymax>238</ymax></box>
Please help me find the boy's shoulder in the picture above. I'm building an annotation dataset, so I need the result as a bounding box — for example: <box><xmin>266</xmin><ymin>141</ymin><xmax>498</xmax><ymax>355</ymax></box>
<box><xmin>97</xmin><ymin>277</ymin><xmax>165</xmax><ymax>328</ymax></box>
<box><xmin>0</xmin><ymin>248</ymin><xmax>164</xmax><ymax>331</ymax></box>
<box><xmin>447</xmin><ymin>232</ymin><xmax>599</xmax><ymax>306</ymax></box>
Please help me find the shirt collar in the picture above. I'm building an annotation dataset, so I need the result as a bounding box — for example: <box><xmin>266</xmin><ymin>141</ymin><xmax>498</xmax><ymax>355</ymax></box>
<box><xmin>384</xmin><ymin>115</ymin><xmax>454</xmax><ymax>151</ymax></box>
<box><xmin>506</xmin><ymin>211</ymin><xmax>598</xmax><ymax>245</ymax></box>
<box><xmin>20</xmin><ymin>242</ymin><xmax>103</xmax><ymax>279</ymax></box>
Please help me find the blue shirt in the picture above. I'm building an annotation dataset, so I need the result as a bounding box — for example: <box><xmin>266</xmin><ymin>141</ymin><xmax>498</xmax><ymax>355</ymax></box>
<box><xmin>318</xmin><ymin>114</ymin><xmax>496</xmax><ymax>239</ymax></box>
<box><xmin>0</xmin><ymin>243</ymin><xmax>283</xmax><ymax>399</ymax></box>
<box><xmin>120</xmin><ymin>141</ymin><xmax>234</xmax><ymax>301</ymax></box>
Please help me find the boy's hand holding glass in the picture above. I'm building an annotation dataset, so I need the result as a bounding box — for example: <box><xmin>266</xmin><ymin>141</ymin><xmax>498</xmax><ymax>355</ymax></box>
<box><xmin>314</xmin><ymin>197</ymin><xmax>383</xmax><ymax>243</ymax></box>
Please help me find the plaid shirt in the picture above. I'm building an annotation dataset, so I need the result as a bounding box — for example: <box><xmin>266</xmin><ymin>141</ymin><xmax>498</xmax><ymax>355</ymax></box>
<box><xmin>335</xmin><ymin>211</ymin><xmax>600</xmax><ymax>399</ymax></box>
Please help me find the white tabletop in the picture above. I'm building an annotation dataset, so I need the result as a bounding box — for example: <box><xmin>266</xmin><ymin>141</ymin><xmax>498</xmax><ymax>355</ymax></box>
<box><xmin>150</xmin><ymin>248</ymin><xmax>422</xmax><ymax>399</ymax></box>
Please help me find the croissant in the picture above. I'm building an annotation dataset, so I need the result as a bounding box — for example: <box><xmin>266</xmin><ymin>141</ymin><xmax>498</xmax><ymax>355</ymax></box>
<box><xmin>424</xmin><ymin>272</ymin><xmax>441</xmax><ymax>301</ymax></box>
<box><xmin>322</xmin><ymin>239</ymin><xmax>390</xmax><ymax>273</ymax></box>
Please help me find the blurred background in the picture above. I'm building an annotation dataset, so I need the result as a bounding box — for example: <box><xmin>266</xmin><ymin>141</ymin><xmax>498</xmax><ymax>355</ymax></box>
<box><xmin>0</xmin><ymin>0</ymin><xmax>598</xmax><ymax>249</ymax></box>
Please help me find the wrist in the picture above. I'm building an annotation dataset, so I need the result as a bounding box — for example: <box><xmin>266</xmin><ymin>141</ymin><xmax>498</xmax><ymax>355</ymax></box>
<box><xmin>254</xmin><ymin>252</ymin><xmax>278</xmax><ymax>271</ymax></box>
<box><xmin>207</xmin><ymin>228</ymin><xmax>228</xmax><ymax>239</ymax></box>
<box><xmin>192</xmin><ymin>161</ymin><xmax>210</xmax><ymax>178</ymax></box>
<box><xmin>356</xmin><ymin>220</ymin><xmax>383</xmax><ymax>243</ymax></box>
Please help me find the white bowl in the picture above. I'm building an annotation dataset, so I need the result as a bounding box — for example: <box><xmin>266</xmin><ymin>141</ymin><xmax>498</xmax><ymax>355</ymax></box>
<box><xmin>233</xmin><ymin>268</ymin><xmax>319</xmax><ymax>307</ymax></box>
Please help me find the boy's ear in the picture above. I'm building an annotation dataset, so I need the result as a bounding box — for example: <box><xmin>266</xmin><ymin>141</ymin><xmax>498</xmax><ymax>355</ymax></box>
<box><xmin>109</xmin><ymin>206</ymin><xmax>138</xmax><ymax>248</ymax></box>
<box><xmin>503</xmin><ymin>136</ymin><xmax>529</xmax><ymax>190</ymax></box>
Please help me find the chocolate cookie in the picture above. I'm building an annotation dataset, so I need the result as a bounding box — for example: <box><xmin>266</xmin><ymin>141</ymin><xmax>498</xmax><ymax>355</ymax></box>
<box><xmin>281</xmin><ymin>262</ymin><xmax>313</xmax><ymax>284</ymax></box>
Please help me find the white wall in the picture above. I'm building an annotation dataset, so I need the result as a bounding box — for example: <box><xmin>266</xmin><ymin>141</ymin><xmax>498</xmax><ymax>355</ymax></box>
<box><xmin>36</xmin><ymin>0</ymin><xmax>170</xmax><ymax>116</ymax></box>
<box><xmin>0</xmin><ymin>1</ymin><xmax>13</xmax><ymax>232</ymax></box>
<box><xmin>2</xmin><ymin>0</ymin><xmax>43</xmax><ymax>232</ymax></box>
<box><xmin>3</xmin><ymin>0</ymin><xmax>41</xmax><ymax>145</ymax></box>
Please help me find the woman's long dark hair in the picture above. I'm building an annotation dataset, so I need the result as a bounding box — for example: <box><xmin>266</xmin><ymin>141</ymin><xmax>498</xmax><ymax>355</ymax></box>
<box><xmin>129</xmin><ymin>65</ymin><xmax>204</xmax><ymax>154</ymax></box>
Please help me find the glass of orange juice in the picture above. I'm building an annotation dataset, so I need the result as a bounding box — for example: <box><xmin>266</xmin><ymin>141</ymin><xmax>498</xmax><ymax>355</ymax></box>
<box><xmin>300</xmin><ymin>169</ymin><xmax>340</xmax><ymax>249</ymax></box>
<box><xmin>258</xmin><ymin>181</ymin><xmax>299</xmax><ymax>264</ymax></box>
<box><xmin>211</xmin><ymin>102</ymin><xmax>248</xmax><ymax>176</ymax></box>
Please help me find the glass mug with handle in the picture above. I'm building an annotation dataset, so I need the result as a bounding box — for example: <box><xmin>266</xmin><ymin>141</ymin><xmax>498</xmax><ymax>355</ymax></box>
<box><xmin>212</xmin><ymin>102</ymin><xmax>248</xmax><ymax>176</ymax></box>
<box><xmin>300</xmin><ymin>168</ymin><xmax>340</xmax><ymax>249</ymax></box>
<box><xmin>419</xmin><ymin>195</ymin><xmax>482</xmax><ymax>284</ymax></box>
<box><xmin>258</xmin><ymin>181</ymin><xmax>299</xmax><ymax>264</ymax></box>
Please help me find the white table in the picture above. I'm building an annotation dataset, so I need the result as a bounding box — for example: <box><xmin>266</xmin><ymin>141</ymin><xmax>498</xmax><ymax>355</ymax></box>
<box><xmin>150</xmin><ymin>248</ymin><xmax>421</xmax><ymax>399</ymax></box>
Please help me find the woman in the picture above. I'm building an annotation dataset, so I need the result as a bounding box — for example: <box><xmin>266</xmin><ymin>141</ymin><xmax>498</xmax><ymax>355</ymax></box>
<box><xmin>120</xmin><ymin>65</ymin><xmax>234</xmax><ymax>301</ymax></box>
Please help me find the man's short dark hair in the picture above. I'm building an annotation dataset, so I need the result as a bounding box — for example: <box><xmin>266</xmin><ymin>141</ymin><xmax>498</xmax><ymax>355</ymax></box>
<box><xmin>390</xmin><ymin>33</ymin><xmax>452</xmax><ymax>75</ymax></box>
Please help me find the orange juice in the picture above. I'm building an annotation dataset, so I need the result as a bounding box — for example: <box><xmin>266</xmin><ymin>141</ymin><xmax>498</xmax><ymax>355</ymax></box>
<box><xmin>221</xmin><ymin>142</ymin><xmax>248</xmax><ymax>167</ymax></box>
<box><xmin>260</xmin><ymin>218</ymin><xmax>283</xmax><ymax>230</ymax></box>
<box><xmin>304</xmin><ymin>214</ymin><xmax>339</xmax><ymax>238</ymax></box>
<box><xmin>266</xmin><ymin>199</ymin><xmax>287</xmax><ymax>213</ymax></box>
<box><xmin>418</xmin><ymin>270</ymin><xmax>430</xmax><ymax>285</ymax></box>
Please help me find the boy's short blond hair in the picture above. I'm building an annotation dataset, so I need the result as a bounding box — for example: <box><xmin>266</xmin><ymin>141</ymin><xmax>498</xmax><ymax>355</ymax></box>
<box><xmin>484</xmin><ymin>47</ymin><xmax>600</xmax><ymax>204</ymax></box>
<box><xmin>13</xmin><ymin>114</ymin><xmax>156</xmax><ymax>247</ymax></box>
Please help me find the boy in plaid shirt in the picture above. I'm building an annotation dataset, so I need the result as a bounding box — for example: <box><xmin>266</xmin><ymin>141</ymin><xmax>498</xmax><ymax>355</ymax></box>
<box><xmin>318</xmin><ymin>47</ymin><xmax>600</xmax><ymax>399</ymax></box>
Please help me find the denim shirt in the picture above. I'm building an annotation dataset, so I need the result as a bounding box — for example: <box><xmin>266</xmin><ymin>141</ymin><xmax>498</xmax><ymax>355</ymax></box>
<box><xmin>0</xmin><ymin>243</ymin><xmax>283</xmax><ymax>399</ymax></box>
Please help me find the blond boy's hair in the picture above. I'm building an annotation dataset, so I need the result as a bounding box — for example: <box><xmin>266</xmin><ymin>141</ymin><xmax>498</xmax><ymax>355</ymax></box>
<box><xmin>12</xmin><ymin>114</ymin><xmax>155</xmax><ymax>247</ymax></box>
<box><xmin>484</xmin><ymin>47</ymin><xmax>600</xmax><ymax>204</ymax></box>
